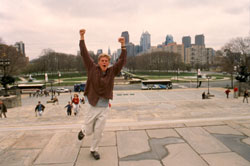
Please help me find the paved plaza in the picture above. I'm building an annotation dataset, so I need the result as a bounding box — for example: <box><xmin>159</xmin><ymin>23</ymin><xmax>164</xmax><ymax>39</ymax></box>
<box><xmin>0</xmin><ymin>87</ymin><xmax>250</xmax><ymax>166</ymax></box>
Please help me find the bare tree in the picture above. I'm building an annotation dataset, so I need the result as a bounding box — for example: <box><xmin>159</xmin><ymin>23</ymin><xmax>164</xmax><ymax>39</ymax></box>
<box><xmin>126</xmin><ymin>56</ymin><xmax>136</xmax><ymax>72</ymax></box>
<box><xmin>0</xmin><ymin>44</ymin><xmax>28</xmax><ymax>75</ymax></box>
<box><xmin>223</xmin><ymin>36</ymin><xmax>250</xmax><ymax>68</ymax></box>
<box><xmin>221</xmin><ymin>36</ymin><xmax>250</xmax><ymax>88</ymax></box>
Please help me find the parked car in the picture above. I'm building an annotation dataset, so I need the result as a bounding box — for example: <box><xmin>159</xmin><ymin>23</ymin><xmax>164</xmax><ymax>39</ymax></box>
<box><xmin>56</xmin><ymin>88</ymin><xmax>69</xmax><ymax>93</ymax></box>
<box><xmin>74</xmin><ymin>83</ymin><xmax>85</xmax><ymax>92</ymax></box>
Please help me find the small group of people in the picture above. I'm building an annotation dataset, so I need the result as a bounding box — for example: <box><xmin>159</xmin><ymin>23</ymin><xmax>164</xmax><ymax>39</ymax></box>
<box><xmin>65</xmin><ymin>94</ymin><xmax>85</xmax><ymax>116</ymax></box>
<box><xmin>30</xmin><ymin>89</ymin><xmax>50</xmax><ymax>98</ymax></box>
<box><xmin>224</xmin><ymin>86</ymin><xmax>249</xmax><ymax>103</ymax></box>
<box><xmin>34</xmin><ymin>93</ymin><xmax>85</xmax><ymax>117</ymax></box>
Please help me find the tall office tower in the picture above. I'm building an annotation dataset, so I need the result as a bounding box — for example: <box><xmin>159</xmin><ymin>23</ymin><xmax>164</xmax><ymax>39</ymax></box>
<box><xmin>14</xmin><ymin>41</ymin><xmax>25</xmax><ymax>55</ymax></box>
<box><xmin>121</xmin><ymin>31</ymin><xmax>129</xmax><ymax>45</ymax></box>
<box><xmin>182</xmin><ymin>36</ymin><xmax>191</xmax><ymax>63</ymax></box>
<box><xmin>140</xmin><ymin>31</ymin><xmax>151</xmax><ymax>52</ymax></box>
<box><xmin>108</xmin><ymin>47</ymin><xmax>111</xmax><ymax>56</ymax></box>
<box><xmin>126</xmin><ymin>42</ymin><xmax>135</xmax><ymax>56</ymax></box>
<box><xmin>165</xmin><ymin>35</ymin><xmax>174</xmax><ymax>45</ymax></box>
<box><xmin>97</xmin><ymin>49</ymin><xmax>103</xmax><ymax>56</ymax></box>
<box><xmin>182</xmin><ymin>36</ymin><xmax>191</xmax><ymax>48</ymax></box>
<box><xmin>195</xmin><ymin>34</ymin><xmax>205</xmax><ymax>46</ymax></box>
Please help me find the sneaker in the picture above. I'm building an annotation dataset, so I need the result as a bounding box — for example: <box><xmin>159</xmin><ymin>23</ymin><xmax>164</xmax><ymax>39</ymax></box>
<box><xmin>78</xmin><ymin>130</ymin><xmax>85</xmax><ymax>140</ymax></box>
<box><xmin>91</xmin><ymin>151</ymin><xmax>100</xmax><ymax>160</ymax></box>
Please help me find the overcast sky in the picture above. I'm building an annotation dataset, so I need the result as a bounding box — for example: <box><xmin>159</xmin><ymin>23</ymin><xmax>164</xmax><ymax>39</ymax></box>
<box><xmin>0</xmin><ymin>0</ymin><xmax>249</xmax><ymax>60</ymax></box>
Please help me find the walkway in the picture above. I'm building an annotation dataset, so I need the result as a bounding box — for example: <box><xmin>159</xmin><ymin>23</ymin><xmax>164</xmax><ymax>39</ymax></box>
<box><xmin>0</xmin><ymin>88</ymin><xmax>250</xmax><ymax>166</ymax></box>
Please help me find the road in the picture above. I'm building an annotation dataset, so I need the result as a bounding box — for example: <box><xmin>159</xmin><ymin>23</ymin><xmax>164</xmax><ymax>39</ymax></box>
<box><xmin>53</xmin><ymin>79</ymin><xmax>235</xmax><ymax>91</ymax></box>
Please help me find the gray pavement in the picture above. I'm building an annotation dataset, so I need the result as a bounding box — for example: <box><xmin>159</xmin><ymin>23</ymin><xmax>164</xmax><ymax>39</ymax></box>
<box><xmin>0</xmin><ymin>87</ymin><xmax>250</xmax><ymax>166</ymax></box>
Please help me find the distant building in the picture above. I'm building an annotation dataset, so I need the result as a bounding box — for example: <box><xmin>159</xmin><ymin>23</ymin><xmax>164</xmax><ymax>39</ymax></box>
<box><xmin>135</xmin><ymin>45</ymin><xmax>142</xmax><ymax>55</ymax></box>
<box><xmin>195</xmin><ymin>34</ymin><xmax>205</xmax><ymax>46</ymax></box>
<box><xmin>182</xmin><ymin>36</ymin><xmax>191</xmax><ymax>48</ymax></box>
<box><xmin>121</xmin><ymin>31</ymin><xmax>129</xmax><ymax>45</ymax></box>
<box><xmin>164</xmin><ymin>43</ymin><xmax>185</xmax><ymax>62</ymax></box>
<box><xmin>126</xmin><ymin>42</ymin><xmax>135</xmax><ymax>56</ymax></box>
<box><xmin>111</xmin><ymin>51</ymin><xmax>118</xmax><ymax>64</ymax></box>
<box><xmin>112</xmin><ymin>49</ymin><xmax>121</xmax><ymax>64</ymax></box>
<box><xmin>165</xmin><ymin>35</ymin><xmax>174</xmax><ymax>45</ymax></box>
<box><xmin>97</xmin><ymin>49</ymin><xmax>103</xmax><ymax>56</ymax></box>
<box><xmin>147</xmin><ymin>43</ymin><xmax>185</xmax><ymax>62</ymax></box>
<box><xmin>140</xmin><ymin>31</ymin><xmax>151</xmax><ymax>53</ymax></box>
<box><xmin>14</xmin><ymin>41</ymin><xmax>25</xmax><ymax>56</ymax></box>
<box><xmin>182</xmin><ymin>36</ymin><xmax>191</xmax><ymax>63</ymax></box>
<box><xmin>108</xmin><ymin>47</ymin><xmax>111</xmax><ymax>56</ymax></box>
<box><xmin>185</xmin><ymin>45</ymin><xmax>214</xmax><ymax>65</ymax></box>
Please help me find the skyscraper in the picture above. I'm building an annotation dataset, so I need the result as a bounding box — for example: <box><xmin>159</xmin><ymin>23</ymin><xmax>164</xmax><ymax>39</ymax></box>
<box><xmin>121</xmin><ymin>31</ymin><xmax>129</xmax><ymax>45</ymax></box>
<box><xmin>14</xmin><ymin>41</ymin><xmax>25</xmax><ymax>55</ymax></box>
<box><xmin>182</xmin><ymin>36</ymin><xmax>191</xmax><ymax>48</ymax></box>
<box><xmin>140</xmin><ymin>31</ymin><xmax>151</xmax><ymax>52</ymax></box>
<box><xmin>108</xmin><ymin>47</ymin><xmax>111</xmax><ymax>56</ymax></box>
<box><xmin>195</xmin><ymin>34</ymin><xmax>205</xmax><ymax>46</ymax></box>
<box><xmin>97</xmin><ymin>49</ymin><xmax>103</xmax><ymax>56</ymax></box>
<box><xmin>182</xmin><ymin>36</ymin><xmax>191</xmax><ymax>63</ymax></box>
<box><xmin>126</xmin><ymin>43</ymin><xmax>135</xmax><ymax>56</ymax></box>
<box><xmin>165</xmin><ymin>35</ymin><xmax>174</xmax><ymax>45</ymax></box>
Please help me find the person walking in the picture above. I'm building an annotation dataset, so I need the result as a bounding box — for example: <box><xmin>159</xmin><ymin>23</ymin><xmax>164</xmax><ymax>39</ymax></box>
<box><xmin>225</xmin><ymin>88</ymin><xmax>231</xmax><ymax>99</ymax></box>
<box><xmin>0</xmin><ymin>100</ymin><xmax>7</xmax><ymax>118</ymax></box>
<box><xmin>202</xmin><ymin>92</ymin><xmax>206</xmax><ymax>99</ymax></box>
<box><xmin>77</xmin><ymin>29</ymin><xmax>126</xmax><ymax>160</ymax></box>
<box><xmin>243</xmin><ymin>89</ymin><xmax>249</xmax><ymax>103</ymax></box>
<box><xmin>52</xmin><ymin>96</ymin><xmax>59</xmax><ymax>105</ymax></box>
<box><xmin>65</xmin><ymin>101</ymin><xmax>72</xmax><ymax>116</ymax></box>
<box><xmin>72</xmin><ymin>94</ymin><xmax>80</xmax><ymax>116</ymax></box>
<box><xmin>233</xmin><ymin>86</ymin><xmax>238</xmax><ymax>98</ymax></box>
<box><xmin>35</xmin><ymin>101</ymin><xmax>45</xmax><ymax>117</ymax></box>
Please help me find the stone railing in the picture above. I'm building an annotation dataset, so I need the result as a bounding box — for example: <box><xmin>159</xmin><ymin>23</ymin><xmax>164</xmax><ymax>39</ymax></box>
<box><xmin>0</xmin><ymin>89</ymin><xmax>21</xmax><ymax>108</ymax></box>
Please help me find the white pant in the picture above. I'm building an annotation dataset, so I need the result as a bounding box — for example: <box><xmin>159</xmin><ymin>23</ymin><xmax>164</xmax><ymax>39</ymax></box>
<box><xmin>38</xmin><ymin>111</ymin><xmax>43</xmax><ymax>116</ymax></box>
<box><xmin>82</xmin><ymin>105</ymin><xmax>109</xmax><ymax>152</ymax></box>
<box><xmin>73</xmin><ymin>103</ymin><xmax>80</xmax><ymax>115</ymax></box>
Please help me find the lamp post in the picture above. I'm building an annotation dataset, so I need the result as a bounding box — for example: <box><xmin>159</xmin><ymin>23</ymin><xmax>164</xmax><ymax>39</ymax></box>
<box><xmin>206</xmin><ymin>75</ymin><xmax>211</xmax><ymax>95</ymax></box>
<box><xmin>0</xmin><ymin>59</ymin><xmax>10</xmax><ymax>96</ymax></box>
<box><xmin>49</xmin><ymin>80</ymin><xmax>54</xmax><ymax>100</ymax></box>
<box><xmin>58</xmin><ymin>71</ymin><xmax>61</xmax><ymax>86</ymax></box>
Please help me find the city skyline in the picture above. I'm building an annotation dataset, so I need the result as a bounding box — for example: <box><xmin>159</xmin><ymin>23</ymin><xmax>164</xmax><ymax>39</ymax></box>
<box><xmin>0</xmin><ymin>0</ymin><xmax>249</xmax><ymax>60</ymax></box>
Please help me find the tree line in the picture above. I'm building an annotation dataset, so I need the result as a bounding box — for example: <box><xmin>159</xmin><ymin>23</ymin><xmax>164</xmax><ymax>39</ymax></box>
<box><xmin>126</xmin><ymin>51</ymin><xmax>191</xmax><ymax>72</ymax></box>
<box><xmin>24</xmin><ymin>49</ymin><xmax>189</xmax><ymax>75</ymax></box>
<box><xmin>23</xmin><ymin>49</ymin><xmax>97</xmax><ymax>75</ymax></box>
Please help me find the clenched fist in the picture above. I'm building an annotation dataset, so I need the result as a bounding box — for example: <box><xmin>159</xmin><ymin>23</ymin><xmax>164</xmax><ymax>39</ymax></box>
<box><xmin>79</xmin><ymin>29</ymin><xmax>86</xmax><ymax>40</ymax></box>
<box><xmin>118</xmin><ymin>37</ymin><xmax>125</xmax><ymax>46</ymax></box>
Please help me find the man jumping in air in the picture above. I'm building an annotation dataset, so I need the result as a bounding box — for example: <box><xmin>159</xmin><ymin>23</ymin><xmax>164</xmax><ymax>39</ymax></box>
<box><xmin>78</xmin><ymin>29</ymin><xmax>126</xmax><ymax>160</ymax></box>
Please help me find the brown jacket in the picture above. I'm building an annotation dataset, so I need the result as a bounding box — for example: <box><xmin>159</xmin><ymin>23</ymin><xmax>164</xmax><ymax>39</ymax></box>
<box><xmin>79</xmin><ymin>40</ymin><xmax>127</xmax><ymax>106</ymax></box>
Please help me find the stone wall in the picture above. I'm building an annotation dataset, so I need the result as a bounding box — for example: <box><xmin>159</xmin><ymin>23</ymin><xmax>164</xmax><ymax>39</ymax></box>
<box><xmin>0</xmin><ymin>89</ymin><xmax>21</xmax><ymax>108</ymax></box>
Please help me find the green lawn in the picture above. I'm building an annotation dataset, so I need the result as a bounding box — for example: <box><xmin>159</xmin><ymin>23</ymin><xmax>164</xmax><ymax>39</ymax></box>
<box><xmin>62</xmin><ymin>77</ymin><xmax>87</xmax><ymax>81</ymax></box>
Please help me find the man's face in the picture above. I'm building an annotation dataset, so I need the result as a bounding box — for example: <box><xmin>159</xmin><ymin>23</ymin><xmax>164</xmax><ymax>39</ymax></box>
<box><xmin>98</xmin><ymin>57</ymin><xmax>110</xmax><ymax>72</ymax></box>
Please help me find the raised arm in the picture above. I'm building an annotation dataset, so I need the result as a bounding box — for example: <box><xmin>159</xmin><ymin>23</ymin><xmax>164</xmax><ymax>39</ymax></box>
<box><xmin>113</xmin><ymin>37</ymin><xmax>127</xmax><ymax>76</ymax></box>
<box><xmin>79</xmin><ymin>29</ymin><xmax>94</xmax><ymax>70</ymax></box>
